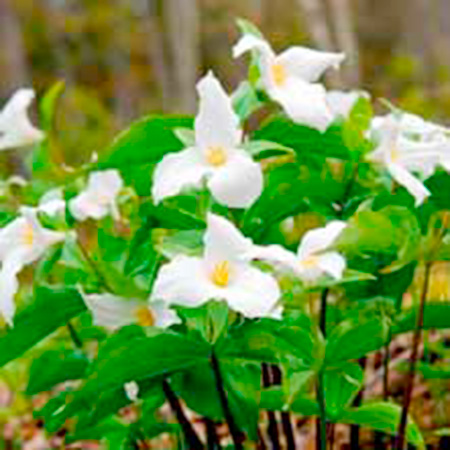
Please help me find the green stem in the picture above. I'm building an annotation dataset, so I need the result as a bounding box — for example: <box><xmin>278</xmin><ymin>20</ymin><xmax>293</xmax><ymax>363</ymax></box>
<box><xmin>67</xmin><ymin>321</ymin><xmax>83</xmax><ymax>349</ymax></box>
<box><xmin>316</xmin><ymin>371</ymin><xmax>327</xmax><ymax>450</ymax></box>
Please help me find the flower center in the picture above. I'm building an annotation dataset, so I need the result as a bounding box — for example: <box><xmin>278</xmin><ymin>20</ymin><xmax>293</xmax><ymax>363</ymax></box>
<box><xmin>211</xmin><ymin>261</ymin><xmax>230</xmax><ymax>287</ymax></box>
<box><xmin>134</xmin><ymin>306</ymin><xmax>155</xmax><ymax>327</ymax></box>
<box><xmin>390</xmin><ymin>145</ymin><xmax>400</xmax><ymax>163</ymax></box>
<box><xmin>22</xmin><ymin>223</ymin><xmax>34</xmax><ymax>247</ymax></box>
<box><xmin>271</xmin><ymin>63</ymin><xmax>287</xmax><ymax>87</ymax></box>
<box><xmin>206</xmin><ymin>145</ymin><xmax>227</xmax><ymax>167</ymax></box>
<box><xmin>301</xmin><ymin>255</ymin><xmax>319</xmax><ymax>268</ymax></box>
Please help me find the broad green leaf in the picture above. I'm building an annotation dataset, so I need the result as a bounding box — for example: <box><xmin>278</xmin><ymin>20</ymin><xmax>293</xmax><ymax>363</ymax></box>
<box><xmin>340</xmin><ymin>402</ymin><xmax>425</xmax><ymax>448</ymax></box>
<box><xmin>0</xmin><ymin>288</ymin><xmax>86</xmax><ymax>368</ymax></box>
<box><xmin>393</xmin><ymin>302</ymin><xmax>450</xmax><ymax>335</ymax></box>
<box><xmin>236</xmin><ymin>17</ymin><xmax>264</xmax><ymax>38</ymax></box>
<box><xmin>325</xmin><ymin>318</ymin><xmax>389</xmax><ymax>365</ymax></box>
<box><xmin>324</xmin><ymin>362</ymin><xmax>364</xmax><ymax>419</ymax></box>
<box><xmin>173</xmin><ymin>127</ymin><xmax>195</xmax><ymax>147</ymax></box>
<box><xmin>27</xmin><ymin>349</ymin><xmax>89</xmax><ymax>395</ymax></box>
<box><xmin>232</xmin><ymin>81</ymin><xmax>264</xmax><ymax>121</ymax></box>
<box><xmin>260</xmin><ymin>387</ymin><xmax>319</xmax><ymax>416</ymax></box>
<box><xmin>140</xmin><ymin>202</ymin><xmax>205</xmax><ymax>230</ymax></box>
<box><xmin>156</xmin><ymin>230</ymin><xmax>204</xmax><ymax>259</ymax></box>
<box><xmin>98</xmin><ymin>115</ymin><xmax>193</xmax><ymax>168</ymax></box>
<box><xmin>65</xmin><ymin>418</ymin><xmax>128</xmax><ymax>446</ymax></box>
<box><xmin>417</xmin><ymin>362</ymin><xmax>450</xmax><ymax>379</ymax></box>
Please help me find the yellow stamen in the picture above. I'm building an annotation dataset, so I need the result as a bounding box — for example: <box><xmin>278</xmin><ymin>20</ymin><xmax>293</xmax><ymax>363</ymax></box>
<box><xmin>390</xmin><ymin>146</ymin><xmax>400</xmax><ymax>163</ymax></box>
<box><xmin>206</xmin><ymin>145</ymin><xmax>227</xmax><ymax>167</ymax></box>
<box><xmin>211</xmin><ymin>261</ymin><xmax>230</xmax><ymax>287</ymax></box>
<box><xmin>22</xmin><ymin>223</ymin><xmax>34</xmax><ymax>247</ymax></box>
<box><xmin>135</xmin><ymin>307</ymin><xmax>155</xmax><ymax>327</ymax></box>
<box><xmin>271</xmin><ymin>63</ymin><xmax>287</xmax><ymax>87</ymax></box>
<box><xmin>301</xmin><ymin>255</ymin><xmax>319</xmax><ymax>268</ymax></box>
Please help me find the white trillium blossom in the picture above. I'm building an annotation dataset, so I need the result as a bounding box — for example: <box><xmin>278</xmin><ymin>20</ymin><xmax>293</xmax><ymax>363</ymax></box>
<box><xmin>124</xmin><ymin>381</ymin><xmax>140</xmax><ymax>402</ymax></box>
<box><xmin>0</xmin><ymin>208</ymin><xmax>65</xmax><ymax>325</ymax></box>
<box><xmin>252</xmin><ymin>221</ymin><xmax>347</xmax><ymax>283</ymax></box>
<box><xmin>38</xmin><ymin>189</ymin><xmax>66</xmax><ymax>217</ymax></box>
<box><xmin>81</xmin><ymin>292</ymin><xmax>180</xmax><ymax>330</ymax></box>
<box><xmin>368</xmin><ymin>116</ymin><xmax>450</xmax><ymax>206</ymax></box>
<box><xmin>0</xmin><ymin>89</ymin><xmax>45</xmax><ymax>151</ymax></box>
<box><xmin>326</xmin><ymin>90</ymin><xmax>368</xmax><ymax>120</ymax></box>
<box><xmin>152</xmin><ymin>213</ymin><xmax>281</xmax><ymax>319</ymax></box>
<box><xmin>152</xmin><ymin>72</ymin><xmax>263</xmax><ymax>208</ymax></box>
<box><xmin>69</xmin><ymin>170</ymin><xmax>123</xmax><ymax>221</ymax></box>
<box><xmin>233</xmin><ymin>33</ymin><xmax>345</xmax><ymax>131</ymax></box>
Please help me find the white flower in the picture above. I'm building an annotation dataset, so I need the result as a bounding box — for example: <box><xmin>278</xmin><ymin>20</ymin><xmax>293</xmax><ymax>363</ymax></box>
<box><xmin>152</xmin><ymin>72</ymin><xmax>263</xmax><ymax>208</ymax></box>
<box><xmin>38</xmin><ymin>189</ymin><xmax>66</xmax><ymax>216</ymax></box>
<box><xmin>124</xmin><ymin>381</ymin><xmax>139</xmax><ymax>402</ymax></box>
<box><xmin>0</xmin><ymin>208</ymin><xmax>65</xmax><ymax>325</ymax></box>
<box><xmin>81</xmin><ymin>292</ymin><xmax>179</xmax><ymax>329</ymax></box>
<box><xmin>0</xmin><ymin>89</ymin><xmax>45</xmax><ymax>151</ymax></box>
<box><xmin>69</xmin><ymin>170</ymin><xmax>123</xmax><ymax>221</ymax></box>
<box><xmin>367</xmin><ymin>116</ymin><xmax>450</xmax><ymax>205</ymax></box>
<box><xmin>233</xmin><ymin>33</ymin><xmax>345</xmax><ymax>131</ymax></box>
<box><xmin>152</xmin><ymin>213</ymin><xmax>281</xmax><ymax>318</ymax></box>
<box><xmin>326</xmin><ymin>90</ymin><xmax>368</xmax><ymax>120</ymax></box>
<box><xmin>252</xmin><ymin>221</ymin><xmax>347</xmax><ymax>283</ymax></box>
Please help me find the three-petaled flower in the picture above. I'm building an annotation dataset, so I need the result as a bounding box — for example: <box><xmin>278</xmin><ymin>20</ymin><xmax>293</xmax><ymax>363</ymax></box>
<box><xmin>252</xmin><ymin>221</ymin><xmax>347</xmax><ymax>283</ymax></box>
<box><xmin>152</xmin><ymin>213</ymin><xmax>281</xmax><ymax>318</ymax></box>
<box><xmin>233</xmin><ymin>32</ymin><xmax>344</xmax><ymax>131</ymax></box>
<box><xmin>0</xmin><ymin>208</ymin><xmax>65</xmax><ymax>325</ymax></box>
<box><xmin>0</xmin><ymin>89</ymin><xmax>45</xmax><ymax>151</ymax></box>
<box><xmin>152</xmin><ymin>72</ymin><xmax>263</xmax><ymax>208</ymax></box>
<box><xmin>69</xmin><ymin>170</ymin><xmax>123</xmax><ymax>221</ymax></box>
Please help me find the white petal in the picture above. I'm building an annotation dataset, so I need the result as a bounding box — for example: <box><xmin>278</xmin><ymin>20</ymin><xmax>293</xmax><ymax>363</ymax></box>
<box><xmin>270</xmin><ymin>80</ymin><xmax>333</xmax><ymax>132</ymax></box>
<box><xmin>223</xmin><ymin>265</ymin><xmax>280</xmax><ymax>318</ymax></box>
<box><xmin>298</xmin><ymin>221</ymin><xmax>347</xmax><ymax>259</ymax></box>
<box><xmin>152</xmin><ymin>256</ymin><xmax>213</xmax><ymax>308</ymax></box>
<box><xmin>251</xmin><ymin>244</ymin><xmax>299</xmax><ymax>273</ymax></box>
<box><xmin>207</xmin><ymin>152</ymin><xmax>263</xmax><ymax>208</ymax></box>
<box><xmin>89</xmin><ymin>170</ymin><xmax>123</xmax><ymax>197</ymax></box>
<box><xmin>316</xmin><ymin>252</ymin><xmax>346</xmax><ymax>279</ymax></box>
<box><xmin>69</xmin><ymin>193</ymin><xmax>108</xmax><ymax>221</ymax></box>
<box><xmin>38</xmin><ymin>189</ymin><xmax>66</xmax><ymax>216</ymax></box>
<box><xmin>0</xmin><ymin>89</ymin><xmax>44</xmax><ymax>150</ymax></box>
<box><xmin>276</xmin><ymin>47</ymin><xmax>345</xmax><ymax>83</ymax></box>
<box><xmin>232</xmin><ymin>34</ymin><xmax>275</xmax><ymax>60</ymax></box>
<box><xmin>387</xmin><ymin>163</ymin><xmax>431</xmax><ymax>206</ymax></box>
<box><xmin>124</xmin><ymin>381</ymin><xmax>139</xmax><ymax>402</ymax></box>
<box><xmin>195</xmin><ymin>72</ymin><xmax>242</xmax><ymax>150</ymax></box>
<box><xmin>0</xmin><ymin>259</ymin><xmax>20</xmax><ymax>326</ymax></box>
<box><xmin>82</xmin><ymin>293</ymin><xmax>141</xmax><ymax>329</ymax></box>
<box><xmin>152</xmin><ymin>147</ymin><xmax>208</xmax><ymax>204</ymax></box>
<box><xmin>204</xmin><ymin>213</ymin><xmax>255</xmax><ymax>264</ymax></box>
<box><xmin>326</xmin><ymin>90</ymin><xmax>364</xmax><ymax>119</ymax></box>
<box><xmin>150</xmin><ymin>300</ymin><xmax>181</xmax><ymax>328</ymax></box>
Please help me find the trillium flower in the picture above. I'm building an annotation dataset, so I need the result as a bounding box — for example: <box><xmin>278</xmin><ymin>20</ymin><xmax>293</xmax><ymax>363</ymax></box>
<box><xmin>0</xmin><ymin>208</ymin><xmax>65</xmax><ymax>325</ymax></box>
<box><xmin>38</xmin><ymin>189</ymin><xmax>66</xmax><ymax>217</ymax></box>
<box><xmin>367</xmin><ymin>116</ymin><xmax>450</xmax><ymax>205</ymax></box>
<box><xmin>69</xmin><ymin>170</ymin><xmax>123</xmax><ymax>221</ymax></box>
<box><xmin>0</xmin><ymin>89</ymin><xmax>45</xmax><ymax>151</ymax></box>
<box><xmin>252</xmin><ymin>221</ymin><xmax>347</xmax><ymax>283</ymax></box>
<box><xmin>152</xmin><ymin>213</ymin><xmax>281</xmax><ymax>318</ymax></box>
<box><xmin>81</xmin><ymin>292</ymin><xmax>179</xmax><ymax>330</ymax></box>
<box><xmin>152</xmin><ymin>72</ymin><xmax>263</xmax><ymax>208</ymax></box>
<box><xmin>326</xmin><ymin>90</ymin><xmax>368</xmax><ymax>120</ymax></box>
<box><xmin>233</xmin><ymin>33</ymin><xmax>344</xmax><ymax>131</ymax></box>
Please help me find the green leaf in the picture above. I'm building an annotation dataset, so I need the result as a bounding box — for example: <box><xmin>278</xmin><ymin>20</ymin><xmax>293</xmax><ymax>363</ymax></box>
<box><xmin>141</xmin><ymin>202</ymin><xmax>205</xmax><ymax>230</ymax></box>
<box><xmin>340</xmin><ymin>402</ymin><xmax>425</xmax><ymax>448</ymax></box>
<box><xmin>98</xmin><ymin>115</ymin><xmax>193</xmax><ymax>168</ymax></box>
<box><xmin>242</xmin><ymin>140</ymin><xmax>294</xmax><ymax>160</ymax></box>
<box><xmin>236</xmin><ymin>17</ymin><xmax>264</xmax><ymax>38</ymax></box>
<box><xmin>325</xmin><ymin>318</ymin><xmax>389</xmax><ymax>365</ymax></box>
<box><xmin>156</xmin><ymin>230</ymin><xmax>204</xmax><ymax>259</ymax></box>
<box><xmin>173</xmin><ymin>127</ymin><xmax>195</xmax><ymax>147</ymax></box>
<box><xmin>27</xmin><ymin>349</ymin><xmax>89</xmax><ymax>395</ymax></box>
<box><xmin>0</xmin><ymin>288</ymin><xmax>86</xmax><ymax>368</ymax></box>
<box><xmin>260</xmin><ymin>387</ymin><xmax>319</xmax><ymax>416</ymax></box>
<box><xmin>393</xmin><ymin>302</ymin><xmax>450</xmax><ymax>335</ymax></box>
<box><xmin>324</xmin><ymin>362</ymin><xmax>364</xmax><ymax>419</ymax></box>
<box><xmin>232</xmin><ymin>81</ymin><xmax>263</xmax><ymax>121</ymax></box>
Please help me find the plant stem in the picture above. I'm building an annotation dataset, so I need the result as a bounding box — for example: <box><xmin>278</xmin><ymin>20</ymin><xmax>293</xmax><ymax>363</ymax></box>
<box><xmin>204</xmin><ymin>418</ymin><xmax>220</xmax><ymax>449</ymax></box>
<box><xmin>262</xmin><ymin>363</ymin><xmax>281</xmax><ymax>449</ymax></box>
<box><xmin>395</xmin><ymin>262</ymin><xmax>432</xmax><ymax>450</ymax></box>
<box><xmin>210</xmin><ymin>351</ymin><xmax>244</xmax><ymax>449</ymax></box>
<box><xmin>271</xmin><ymin>365</ymin><xmax>296</xmax><ymax>449</ymax></box>
<box><xmin>316</xmin><ymin>288</ymin><xmax>328</xmax><ymax>450</ymax></box>
<box><xmin>316</xmin><ymin>371</ymin><xmax>327</xmax><ymax>450</ymax></box>
<box><xmin>162</xmin><ymin>379</ymin><xmax>204</xmax><ymax>449</ymax></box>
<box><xmin>349</xmin><ymin>357</ymin><xmax>366</xmax><ymax>450</ymax></box>
<box><xmin>76</xmin><ymin>236</ymin><xmax>114</xmax><ymax>292</ymax></box>
<box><xmin>67</xmin><ymin>321</ymin><xmax>83</xmax><ymax>349</ymax></box>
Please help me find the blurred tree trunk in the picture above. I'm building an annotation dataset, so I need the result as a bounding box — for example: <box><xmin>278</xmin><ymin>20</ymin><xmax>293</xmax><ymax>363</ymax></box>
<box><xmin>164</xmin><ymin>0</ymin><xmax>200</xmax><ymax>113</ymax></box>
<box><xmin>0</xmin><ymin>0</ymin><xmax>30</xmax><ymax>95</ymax></box>
<box><xmin>328</xmin><ymin>0</ymin><xmax>360</xmax><ymax>85</ymax></box>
